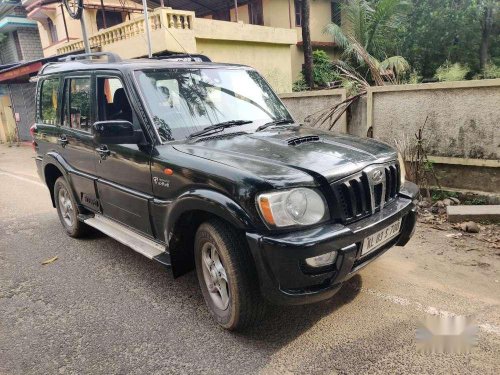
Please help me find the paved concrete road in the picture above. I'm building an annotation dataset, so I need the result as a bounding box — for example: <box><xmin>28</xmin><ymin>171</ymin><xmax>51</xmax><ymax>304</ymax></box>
<box><xmin>1</xmin><ymin>144</ymin><xmax>499</xmax><ymax>374</ymax></box>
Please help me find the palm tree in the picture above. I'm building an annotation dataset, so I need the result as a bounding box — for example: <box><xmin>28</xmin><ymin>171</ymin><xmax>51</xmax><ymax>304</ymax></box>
<box><xmin>301</xmin><ymin>0</ymin><xmax>314</xmax><ymax>88</ymax></box>
<box><xmin>324</xmin><ymin>0</ymin><xmax>410</xmax><ymax>85</ymax></box>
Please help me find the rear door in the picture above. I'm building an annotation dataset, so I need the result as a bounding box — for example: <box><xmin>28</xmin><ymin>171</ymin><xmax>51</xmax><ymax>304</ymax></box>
<box><xmin>93</xmin><ymin>73</ymin><xmax>154</xmax><ymax>236</ymax></box>
<box><xmin>35</xmin><ymin>76</ymin><xmax>63</xmax><ymax>161</ymax></box>
<box><xmin>59</xmin><ymin>75</ymin><xmax>99</xmax><ymax>211</ymax></box>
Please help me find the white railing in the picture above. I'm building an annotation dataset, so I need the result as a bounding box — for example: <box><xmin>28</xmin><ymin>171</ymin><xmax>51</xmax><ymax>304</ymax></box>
<box><xmin>57</xmin><ymin>8</ymin><xmax>194</xmax><ymax>55</ymax></box>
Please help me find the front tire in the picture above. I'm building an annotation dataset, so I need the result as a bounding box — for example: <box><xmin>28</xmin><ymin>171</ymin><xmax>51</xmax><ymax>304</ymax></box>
<box><xmin>194</xmin><ymin>219</ymin><xmax>265</xmax><ymax>330</ymax></box>
<box><xmin>54</xmin><ymin>177</ymin><xmax>88</xmax><ymax>238</ymax></box>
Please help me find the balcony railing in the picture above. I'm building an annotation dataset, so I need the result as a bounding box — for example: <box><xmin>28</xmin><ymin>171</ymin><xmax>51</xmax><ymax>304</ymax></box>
<box><xmin>57</xmin><ymin>8</ymin><xmax>194</xmax><ymax>55</ymax></box>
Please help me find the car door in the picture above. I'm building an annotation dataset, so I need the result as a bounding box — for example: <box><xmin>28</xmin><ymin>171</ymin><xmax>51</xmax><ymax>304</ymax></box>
<box><xmin>93</xmin><ymin>73</ymin><xmax>154</xmax><ymax>236</ymax></box>
<box><xmin>35</xmin><ymin>76</ymin><xmax>63</xmax><ymax>162</ymax></box>
<box><xmin>59</xmin><ymin>75</ymin><xmax>99</xmax><ymax>211</ymax></box>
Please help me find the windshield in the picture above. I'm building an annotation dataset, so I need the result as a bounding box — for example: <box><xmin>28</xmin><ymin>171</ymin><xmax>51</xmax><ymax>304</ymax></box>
<box><xmin>134</xmin><ymin>68</ymin><xmax>292</xmax><ymax>141</ymax></box>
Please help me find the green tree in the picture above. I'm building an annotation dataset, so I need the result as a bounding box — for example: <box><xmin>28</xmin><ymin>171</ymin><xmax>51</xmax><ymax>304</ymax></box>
<box><xmin>324</xmin><ymin>0</ymin><xmax>411</xmax><ymax>85</ymax></box>
<box><xmin>479</xmin><ymin>0</ymin><xmax>498</xmax><ymax>69</ymax></box>
<box><xmin>400</xmin><ymin>0</ymin><xmax>499</xmax><ymax>79</ymax></box>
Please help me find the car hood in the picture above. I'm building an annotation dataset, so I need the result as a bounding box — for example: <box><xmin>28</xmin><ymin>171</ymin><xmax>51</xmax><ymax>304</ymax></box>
<box><xmin>172</xmin><ymin>125</ymin><xmax>397</xmax><ymax>187</ymax></box>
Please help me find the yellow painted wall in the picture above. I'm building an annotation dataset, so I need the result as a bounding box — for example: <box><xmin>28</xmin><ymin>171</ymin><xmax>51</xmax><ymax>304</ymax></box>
<box><xmin>260</xmin><ymin>0</ymin><xmax>333</xmax><ymax>42</ymax></box>
<box><xmin>194</xmin><ymin>18</ymin><xmax>296</xmax><ymax>45</ymax></box>
<box><xmin>102</xmin><ymin>27</ymin><xmax>197</xmax><ymax>58</ymax></box>
<box><xmin>262</xmin><ymin>0</ymin><xmax>292</xmax><ymax>29</ymax></box>
<box><xmin>0</xmin><ymin>95</ymin><xmax>17</xmax><ymax>143</ymax></box>
<box><xmin>230</xmin><ymin>4</ymin><xmax>250</xmax><ymax>24</ymax></box>
<box><xmin>295</xmin><ymin>0</ymin><xmax>333</xmax><ymax>42</ymax></box>
<box><xmin>196</xmin><ymin>39</ymin><xmax>293</xmax><ymax>94</ymax></box>
<box><xmin>291</xmin><ymin>44</ymin><xmax>303</xmax><ymax>81</ymax></box>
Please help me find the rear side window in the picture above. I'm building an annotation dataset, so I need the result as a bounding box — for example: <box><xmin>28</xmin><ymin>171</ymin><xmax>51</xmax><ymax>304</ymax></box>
<box><xmin>39</xmin><ymin>78</ymin><xmax>60</xmax><ymax>125</ymax></box>
<box><xmin>63</xmin><ymin>77</ymin><xmax>92</xmax><ymax>132</ymax></box>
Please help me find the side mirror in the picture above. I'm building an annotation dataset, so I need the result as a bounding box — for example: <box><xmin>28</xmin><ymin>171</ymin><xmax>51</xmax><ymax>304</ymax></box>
<box><xmin>93</xmin><ymin>121</ymin><xmax>143</xmax><ymax>145</ymax></box>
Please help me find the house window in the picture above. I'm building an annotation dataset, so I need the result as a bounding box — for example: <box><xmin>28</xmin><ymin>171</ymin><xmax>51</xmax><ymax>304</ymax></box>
<box><xmin>331</xmin><ymin>0</ymin><xmax>341</xmax><ymax>26</ymax></box>
<box><xmin>294</xmin><ymin>0</ymin><xmax>302</xmax><ymax>27</ymax></box>
<box><xmin>96</xmin><ymin>10</ymin><xmax>124</xmax><ymax>31</ymax></box>
<box><xmin>248</xmin><ymin>0</ymin><xmax>263</xmax><ymax>25</ymax></box>
<box><xmin>12</xmin><ymin>31</ymin><xmax>23</xmax><ymax>60</ymax></box>
<box><xmin>47</xmin><ymin>18</ymin><xmax>58</xmax><ymax>44</ymax></box>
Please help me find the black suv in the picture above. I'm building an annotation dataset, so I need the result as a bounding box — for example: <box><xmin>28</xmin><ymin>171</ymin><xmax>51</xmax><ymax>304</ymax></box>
<box><xmin>32</xmin><ymin>53</ymin><xmax>418</xmax><ymax>330</ymax></box>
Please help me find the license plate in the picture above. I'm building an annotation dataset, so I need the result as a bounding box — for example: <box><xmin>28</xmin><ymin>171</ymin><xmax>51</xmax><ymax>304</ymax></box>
<box><xmin>362</xmin><ymin>219</ymin><xmax>402</xmax><ymax>255</ymax></box>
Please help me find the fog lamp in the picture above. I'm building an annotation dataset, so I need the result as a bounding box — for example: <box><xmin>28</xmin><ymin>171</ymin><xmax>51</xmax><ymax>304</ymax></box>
<box><xmin>305</xmin><ymin>250</ymin><xmax>337</xmax><ymax>268</ymax></box>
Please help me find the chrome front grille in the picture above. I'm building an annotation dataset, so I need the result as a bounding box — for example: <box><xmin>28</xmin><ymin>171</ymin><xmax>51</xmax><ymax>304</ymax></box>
<box><xmin>331</xmin><ymin>163</ymin><xmax>400</xmax><ymax>224</ymax></box>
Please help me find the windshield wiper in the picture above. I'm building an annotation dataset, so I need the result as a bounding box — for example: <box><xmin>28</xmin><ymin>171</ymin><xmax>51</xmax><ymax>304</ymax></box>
<box><xmin>187</xmin><ymin>120</ymin><xmax>253</xmax><ymax>139</ymax></box>
<box><xmin>256</xmin><ymin>118</ymin><xmax>294</xmax><ymax>132</ymax></box>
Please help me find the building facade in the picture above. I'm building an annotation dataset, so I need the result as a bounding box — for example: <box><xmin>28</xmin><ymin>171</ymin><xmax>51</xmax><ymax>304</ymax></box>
<box><xmin>25</xmin><ymin>0</ymin><xmax>342</xmax><ymax>93</ymax></box>
<box><xmin>0</xmin><ymin>1</ymin><xmax>44</xmax><ymax>143</ymax></box>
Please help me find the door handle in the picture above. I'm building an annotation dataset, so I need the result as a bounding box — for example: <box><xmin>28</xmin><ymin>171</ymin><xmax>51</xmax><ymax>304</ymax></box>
<box><xmin>96</xmin><ymin>145</ymin><xmax>111</xmax><ymax>161</ymax></box>
<box><xmin>58</xmin><ymin>135</ymin><xmax>68</xmax><ymax>148</ymax></box>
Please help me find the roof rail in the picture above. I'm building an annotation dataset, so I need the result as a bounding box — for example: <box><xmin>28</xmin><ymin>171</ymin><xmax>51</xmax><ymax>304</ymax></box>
<box><xmin>152</xmin><ymin>54</ymin><xmax>212</xmax><ymax>63</ymax></box>
<box><xmin>38</xmin><ymin>62</ymin><xmax>57</xmax><ymax>75</ymax></box>
<box><xmin>59</xmin><ymin>52</ymin><xmax>122</xmax><ymax>63</ymax></box>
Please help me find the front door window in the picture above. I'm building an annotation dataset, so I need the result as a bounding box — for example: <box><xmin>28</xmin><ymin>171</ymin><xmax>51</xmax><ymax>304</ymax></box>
<box><xmin>96</xmin><ymin>77</ymin><xmax>133</xmax><ymax>123</ymax></box>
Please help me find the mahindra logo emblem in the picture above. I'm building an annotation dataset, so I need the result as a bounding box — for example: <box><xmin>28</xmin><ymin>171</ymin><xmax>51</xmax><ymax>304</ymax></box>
<box><xmin>372</xmin><ymin>170</ymin><xmax>384</xmax><ymax>183</ymax></box>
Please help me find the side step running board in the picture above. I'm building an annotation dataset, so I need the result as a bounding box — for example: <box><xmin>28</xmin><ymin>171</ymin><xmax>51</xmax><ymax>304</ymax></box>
<box><xmin>83</xmin><ymin>214</ymin><xmax>170</xmax><ymax>265</ymax></box>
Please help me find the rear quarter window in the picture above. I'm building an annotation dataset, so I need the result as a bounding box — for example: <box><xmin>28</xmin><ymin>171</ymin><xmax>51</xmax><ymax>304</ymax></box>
<box><xmin>39</xmin><ymin>77</ymin><xmax>60</xmax><ymax>125</ymax></box>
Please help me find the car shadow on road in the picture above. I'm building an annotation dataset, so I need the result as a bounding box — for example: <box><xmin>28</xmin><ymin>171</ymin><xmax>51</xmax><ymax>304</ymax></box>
<box><xmin>79</xmin><ymin>232</ymin><xmax>363</xmax><ymax>356</ymax></box>
<box><xmin>240</xmin><ymin>274</ymin><xmax>363</xmax><ymax>342</ymax></box>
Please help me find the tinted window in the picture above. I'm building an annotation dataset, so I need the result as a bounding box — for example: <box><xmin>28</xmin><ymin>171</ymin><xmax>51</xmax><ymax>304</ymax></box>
<box><xmin>63</xmin><ymin>78</ymin><xmax>91</xmax><ymax>132</ymax></box>
<box><xmin>96</xmin><ymin>77</ymin><xmax>133</xmax><ymax>123</ymax></box>
<box><xmin>39</xmin><ymin>78</ymin><xmax>60</xmax><ymax>125</ymax></box>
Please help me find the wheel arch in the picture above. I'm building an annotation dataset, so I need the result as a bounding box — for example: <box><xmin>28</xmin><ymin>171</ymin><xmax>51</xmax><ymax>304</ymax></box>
<box><xmin>165</xmin><ymin>190</ymin><xmax>256</xmax><ymax>278</ymax></box>
<box><xmin>42</xmin><ymin>152</ymin><xmax>76</xmax><ymax>208</ymax></box>
<box><xmin>44</xmin><ymin>164</ymin><xmax>63</xmax><ymax>207</ymax></box>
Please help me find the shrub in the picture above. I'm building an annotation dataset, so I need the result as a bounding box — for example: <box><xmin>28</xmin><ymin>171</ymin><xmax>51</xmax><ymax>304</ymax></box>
<box><xmin>434</xmin><ymin>61</ymin><xmax>469</xmax><ymax>82</ymax></box>
<box><xmin>482</xmin><ymin>63</ymin><xmax>500</xmax><ymax>79</ymax></box>
<box><xmin>312</xmin><ymin>50</ymin><xmax>339</xmax><ymax>87</ymax></box>
<box><xmin>407</xmin><ymin>70</ymin><xmax>422</xmax><ymax>84</ymax></box>
<box><xmin>292</xmin><ymin>74</ymin><xmax>309</xmax><ymax>92</ymax></box>
<box><xmin>293</xmin><ymin>50</ymin><xmax>340</xmax><ymax>91</ymax></box>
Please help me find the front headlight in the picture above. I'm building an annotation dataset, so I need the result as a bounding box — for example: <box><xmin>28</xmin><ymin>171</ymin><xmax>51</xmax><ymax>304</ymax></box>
<box><xmin>397</xmin><ymin>152</ymin><xmax>406</xmax><ymax>185</ymax></box>
<box><xmin>257</xmin><ymin>188</ymin><xmax>329</xmax><ymax>227</ymax></box>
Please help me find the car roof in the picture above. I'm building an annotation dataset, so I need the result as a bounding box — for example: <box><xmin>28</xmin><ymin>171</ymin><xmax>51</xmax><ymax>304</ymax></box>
<box><xmin>39</xmin><ymin>58</ymin><xmax>251</xmax><ymax>76</ymax></box>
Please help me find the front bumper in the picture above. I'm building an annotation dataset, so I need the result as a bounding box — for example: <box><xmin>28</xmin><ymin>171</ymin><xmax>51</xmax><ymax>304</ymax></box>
<box><xmin>246</xmin><ymin>182</ymin><xmax>418</xmax><ymax>305</ymax></box>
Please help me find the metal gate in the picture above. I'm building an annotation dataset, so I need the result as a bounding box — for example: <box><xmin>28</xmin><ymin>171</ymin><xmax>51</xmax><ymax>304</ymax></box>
<box><xmin>9</xmin><ymin>83</ymin><xmax>37</xmax><ymax>141</ymax></box>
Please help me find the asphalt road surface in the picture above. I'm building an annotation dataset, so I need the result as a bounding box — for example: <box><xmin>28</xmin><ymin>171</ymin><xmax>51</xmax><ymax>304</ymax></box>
<box><xmin>1</xmin><ymin>144</ymin><xmax>499</xmax><ymax>374</ymax></box>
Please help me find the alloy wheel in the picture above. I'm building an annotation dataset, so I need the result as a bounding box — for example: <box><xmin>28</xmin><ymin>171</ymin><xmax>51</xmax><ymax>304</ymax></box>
<box><xmin>201</xmin><ymin>242</ymin><xmax>230</xmax><ymax>310</ymax></box>
<box><xmin>58</xmin><ymin>187</ymin><xmax>74</xmax><ymax>227</ymax></box>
